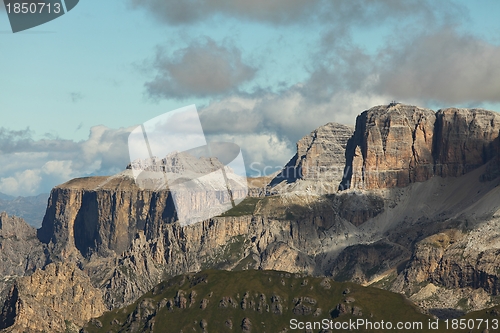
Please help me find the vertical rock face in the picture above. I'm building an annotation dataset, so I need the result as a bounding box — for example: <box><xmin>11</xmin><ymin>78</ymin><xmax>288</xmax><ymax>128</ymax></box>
<box><xmin>0</xmin><ymin>262</ymin><xmax>106</xmax><ymax>333</ymax></box>
<box><xmin>37</xmin><ymin>175</ymin><xmax>176</xmax><ymax>260</ymax></box>
<box><xmin>270</xmin><ymin>123</ymin><xmax>354</xmax><ymax>186</ymax></box>
<box><xmin>434</xmin><ymin>108</ymin><xmax>500</xmax><ymax>177</ymax></box>
<box><xmin>343</xmin><ymin>104</ymin><xmax>500</xmax><ymax>190</ymax></box>
<box><xmin>348</xmin><ymin>104</ymin><xmax>436</xmax><ymax>189</ymax></box>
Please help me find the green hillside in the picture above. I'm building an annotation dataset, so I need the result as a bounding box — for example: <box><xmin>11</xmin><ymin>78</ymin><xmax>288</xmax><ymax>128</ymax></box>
<box><xmin>82</xmin><ymin>269</ymin><xmax>447</xmax><ymax>333</ymax></box>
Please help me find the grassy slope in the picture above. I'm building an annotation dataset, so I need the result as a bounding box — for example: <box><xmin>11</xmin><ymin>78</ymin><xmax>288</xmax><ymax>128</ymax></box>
<box><xmin>218</xmin><ymin>197</ymin><xmax>262</xmax><ymax>217</ymax></box>
<box><xmin>84</xmin><ymin>270</ymin><xmax>440</xmax><ymax>333</ymax></box>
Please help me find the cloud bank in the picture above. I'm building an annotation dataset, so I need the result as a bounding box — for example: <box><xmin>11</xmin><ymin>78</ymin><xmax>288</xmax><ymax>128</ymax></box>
<box><xmin>0</xmin><ymin>126</ymin><xmax>132</xmax><ymax>196</ymax></box>
<box><xmin>376</xmin><ymin>29</ymin><xmax>500</xmax><ymax>103</ymax></box>
<box><xmin>129</xmin><ymin>0</ymin><xmax>451</xmax><ymax>29</ymax></box>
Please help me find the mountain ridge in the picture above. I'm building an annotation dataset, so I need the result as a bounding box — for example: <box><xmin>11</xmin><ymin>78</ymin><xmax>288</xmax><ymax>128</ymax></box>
<box><xmin>1</xmin><ymin>103</ymin><xmax>499</xmax><ymax>332</ymax></box>
<box><xmin>0</xmin><ymin>193</ymin><xmax>49</xmax><ymax>228</ymax></box>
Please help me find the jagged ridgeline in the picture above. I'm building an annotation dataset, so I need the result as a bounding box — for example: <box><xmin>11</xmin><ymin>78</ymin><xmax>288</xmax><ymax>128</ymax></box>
<box><xmin>1</xmin><ymin>104</ymin><xmax>500</xmax><ymax>332</ymax></box>
<box><xmin>82</xmin><ymin>270</ymin><xmax>435</xmax><ymax>333</ymax></box>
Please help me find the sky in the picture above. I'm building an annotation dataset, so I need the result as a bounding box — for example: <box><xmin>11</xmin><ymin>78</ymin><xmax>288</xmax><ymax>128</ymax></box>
<box><xmin>1</xmin><ymin>0</ymin><xmax>500</xmax><ymax>196</ymax></box>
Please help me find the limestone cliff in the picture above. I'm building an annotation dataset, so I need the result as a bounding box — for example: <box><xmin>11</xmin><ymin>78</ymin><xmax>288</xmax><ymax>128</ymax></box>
<box><xmin>0</xmin><ymin>262</ymin><xmax>106</xmax><ymax>333</ymax></box>
<box><xmin>37</xmin><ymin>174</ymin><xmax>175</xmax><ymax>260</ymax></box>
<box><xmin>434</xmin><ymin>108</ymin><xmax>500</xmax><ymax>177</ymax></box>
<box><xmin>270</xmin><ymin>123</ymin><xmax>354</xmax><ymax>190</ymax></box>
<box><xmin>343</xmin><ymin>104</ymin><xmax>500</xmax><ymax>190</ymax></box>
<box><xmin>392</xmin><ymin>206</ymin><xmax>500</xmax><ymax>313</ymax></box>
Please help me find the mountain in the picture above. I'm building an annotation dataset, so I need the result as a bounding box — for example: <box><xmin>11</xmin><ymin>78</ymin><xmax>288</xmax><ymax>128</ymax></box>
<box><xmin>269</xmin><ymin>122</ymin><xmax>354</xmax><ymax>193</ymax></box>
<box><xmin>0</xmin><ymin>103</ymin><xmax>499</xmax><ymax>332</ymax></box>
<box><xmin>0</xmin><ymin>212</ymin><xmax>48</xmax><ymax>302</ymax></box>
<box><xmin>342</xmin><ymin>105</ymin><xmax>499</xmax><ymax>190</ymax></box>
<box><xmin>0</xmin><ymin>193</ymin><xmax>50</xmax><ymax>228</ymax></box>
<box><xmin>81</xmin><ymin>270</ymin><xmax>500</xmax><ymax>333</ymax></box>
<box><xmin>0</xmin><ymin>193</ymin><xmax>14</xmax><ymax>201</ymax></box>
<box><xmin>81</xmin><ymin>269</ymin><xmax>434</xmax><ymax>333</ymax></box>
<box><xmin>0</xmin><ymin>262</ymin><xmax>106</xmax><ymax>333</ymax></box>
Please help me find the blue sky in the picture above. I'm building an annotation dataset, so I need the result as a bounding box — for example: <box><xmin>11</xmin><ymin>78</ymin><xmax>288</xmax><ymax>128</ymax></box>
<box><xmin>1</xmin><ymin>0</ymin><xmax>500</xmax><ymax>196</ymax></box>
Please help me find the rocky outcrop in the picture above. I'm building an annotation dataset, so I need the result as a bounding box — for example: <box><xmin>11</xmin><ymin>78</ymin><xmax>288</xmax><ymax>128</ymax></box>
<box><xmin>246</xmin><ymin>176</ymin><xmax>274</xmax><ymax>197</ymax></box>
<box><xmin>0</xmin><ymin>213</ymin><xmax>48</xmax><ymax>302</ymax></box>
<box><xmin>0</xmin><ymin>262</ymin><xmax>106</xmax><ymax>333</ymax></box>
<box><xmin>99</xmin><ymin>232</ymin><xmax>167</xmax><ymax>308</ymax></box>
<box><xmin>392</xmin><ymin>222</ymin><xmax>500</xmax><ymax>312</ymax></box>
<box><xmin>271</xmin><ymin>123</ymin><xmax>354</xmax><ymax>187</ymax></box>
<box><xmin>330</xmin><ymin>240</ymin><xmax>411</xmax><ymax>283</ymax></box>
<box><xmin>343</xmin><ymin>104</ymin><xmax>500</xmax><ymax>190</ymax></box>
<box><xmin>434</xmin><ymin>108</ymin><xmax>500</xmax><ymax>177</ymax></box>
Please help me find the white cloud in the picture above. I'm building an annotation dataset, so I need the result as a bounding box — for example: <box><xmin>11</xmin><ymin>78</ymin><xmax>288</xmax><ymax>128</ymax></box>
<box><xmin>207</xmin><ymin>132</ymin><xmax>294</xmax><ymax>177</ymax></box>
<box><xmin>41</xmin><ymin>160</ymin><xmax>74</xmax><ymax>180</ymax></box>
<box><xmin>200</xmin><ymin>87</ymin><xmax>388</xmax><ymax>147</ymax></box>
<box><xmin>0</xmin><ymin>126</ymin><xmax>133</xmax><ymax>196</ymax></box>
<box><xmin>0</xmin><ymin>84</ymin><xmax>389</xmax><ymax>196</ymax></box>
<box><xmin>0</xmin><ymin>170</ymin><xmax>42</xmax><ymax>196</ymax></box>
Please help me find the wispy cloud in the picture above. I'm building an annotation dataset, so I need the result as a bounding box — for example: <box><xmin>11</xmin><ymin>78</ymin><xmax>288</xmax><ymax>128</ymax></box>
<box><xmin>129</xmin><ymin>0</ymin><xmax>324</xmax><ymax>25</ymax></box>
<box><xmin>128</xmin><ymin>0</ymin><xmax>451</xmax><ymax>29</ymax></box>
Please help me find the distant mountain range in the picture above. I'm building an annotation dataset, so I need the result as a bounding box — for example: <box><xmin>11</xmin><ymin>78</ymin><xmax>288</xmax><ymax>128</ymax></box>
<box><xmin>0</xmin><ymin>193</ymin><xmax>49</xmax><ymax>228</ymax></box>
<box><xmin>0</xmin><ymin>193</ymin><xmax>14</xmax><ymax>200</ymax></box>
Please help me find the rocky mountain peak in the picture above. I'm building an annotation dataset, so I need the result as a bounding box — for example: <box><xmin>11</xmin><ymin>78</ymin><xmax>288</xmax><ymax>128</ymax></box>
<box><xmin>270</xmin><ymin>104</ymin><xmax>499</xmax><ymax>193</ymax></box>
<box><xmin>342</xmin><ymin>104</ymin><xmax>500</xmax><ymax>190</ymax></box>
<box><xmin>270</xmin><ymin>122</ymin><xmax>354</xmax><ymax>188</ymax></box>
<box><xmin>0</xmin><ymin>212</ymin><xmax>35</xmax><ymax>237</ymax></box>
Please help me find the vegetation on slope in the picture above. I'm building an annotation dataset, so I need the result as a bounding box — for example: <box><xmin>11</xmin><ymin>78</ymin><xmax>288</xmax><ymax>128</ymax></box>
<box><xmin>83</xmin><ymin>269</ymin><xmax>437</xmax><ymax>333</ymax></box>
